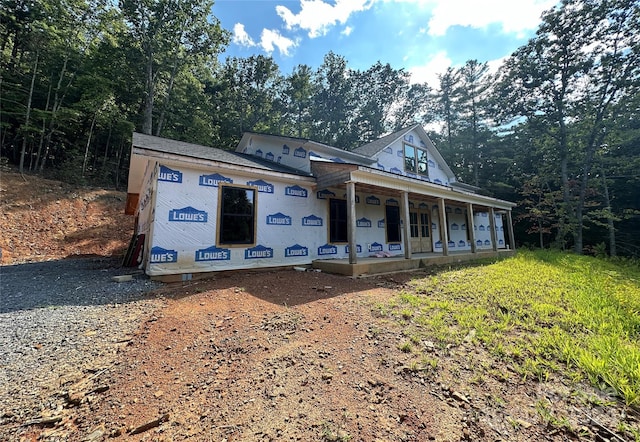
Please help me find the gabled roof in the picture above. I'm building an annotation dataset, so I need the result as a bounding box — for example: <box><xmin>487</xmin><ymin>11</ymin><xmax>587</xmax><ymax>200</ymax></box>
<box><xmin>132</xmin><ymin>132</ymin><xmax>312</xmax><ymax>177</ymax></box>
<box><xmin>351</xmin><ymin>125</ymin><xmax>418</xmax><ymax>157</ymax></box>
<box><xmin>128</xmin><ymin>133</ymin><xmax>315</xmax><ymax>197</ymax></box>
<box><xmin>352</xmin><ymin>124</ymin><xmax>457</xmax><ymax>182</ymax></box>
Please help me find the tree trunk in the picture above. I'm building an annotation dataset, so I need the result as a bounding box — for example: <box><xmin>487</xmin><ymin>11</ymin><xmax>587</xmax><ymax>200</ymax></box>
<box><xmin>33</xmin><ymin>80</ymin><xmax>52</xmax><ymax>171</ymax></box>
<box><xmin>40</xmin><ymin>55</ymin><xmax>73</xmax><ymax>172</ymax></box>
<box><xmin>601</xmin><ymin>167</ymin><xmax>616</xmax><ymax>257</ymax></box>
<box><xmin>115</xmin><ymin>138</ymin><xmax>125</xmax><ymax>190</ymax></box>
<box><xmin>142</xmin><ymin>50</ymin><xmax>154</xmax><ymax>135</ymax></box>
<box><xmin>19</xmin><ymin>51</ymin><xmax>39</xmax><ymax>174</ymax></box>
<box><xmin>102</xmin><ymin>124</ymin><xmax>112</xmax><ymax>169</ymax></box>
<box><xmin>82</xmin><ymin>111</ymin><xmax>98</xmax><ymax>177</ymax></box>
<box><xmin>556</xmin><ymin>99</ymin><xmax>571</xmax><ymax>251</ymax></box>
<box><xmin>155</xmin><ymin>59</ymin><xmax>179</xmax><ymax>137</ymax></box>
<box><xmin>539</xmin><ymin>219</ymin><xmax>544</xmax><ymax>249</ymax></box>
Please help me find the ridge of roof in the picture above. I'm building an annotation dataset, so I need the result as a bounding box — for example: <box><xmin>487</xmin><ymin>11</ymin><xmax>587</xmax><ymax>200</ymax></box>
<box><xmin>239</xmin><ymin>131</ymin><xmax>374</xmax><ymax>163</ymax></box>
<box><xmin>132</xmin><ymin>132</ymin><xmax>312</xmax><ymax>177</ymax></box>
<box><xmin>351</xmin><ymin>124</ymin><xmax>418</xmax><ymax>157</ymax></box>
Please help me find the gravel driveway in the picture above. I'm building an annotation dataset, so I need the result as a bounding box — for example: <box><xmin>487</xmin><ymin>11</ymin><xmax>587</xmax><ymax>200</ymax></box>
<box><xmin>0</xmin><ymin>258</ymin><xmax>163</xmax><ymax>437</ymax></box>
<box><xmin>0</xmin><ymin>258</ymin><xmax>159</xmax><ymax>313</ymax></box>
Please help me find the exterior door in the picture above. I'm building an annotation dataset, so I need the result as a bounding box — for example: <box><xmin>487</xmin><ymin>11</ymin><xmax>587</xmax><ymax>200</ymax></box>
<box><xmin>409</xmin><ymin>209</ymin><xmax>432</xmax><ymax>253</ymax></box>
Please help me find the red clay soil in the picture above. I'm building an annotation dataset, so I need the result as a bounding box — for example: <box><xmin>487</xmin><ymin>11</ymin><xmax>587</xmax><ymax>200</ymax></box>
<box><xmin>71</xmin><ymin>272</ymin><xmax>469</xmax><ymax>441</ymax></box>
<box><xmin>0</xmin><ymin>171</ymin><xmax>133</xmax><ymax>264</ymax></box>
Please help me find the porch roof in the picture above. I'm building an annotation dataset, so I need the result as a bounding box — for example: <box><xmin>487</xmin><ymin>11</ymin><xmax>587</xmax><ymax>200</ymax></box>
<box><xmin>310</xmin><ymin>160</ymin><xmax>516</xmax><ymax>211</ymax></box>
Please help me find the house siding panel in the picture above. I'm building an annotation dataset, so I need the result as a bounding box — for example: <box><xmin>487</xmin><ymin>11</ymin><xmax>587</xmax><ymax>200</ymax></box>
<box><xmin>146</xmin><ymin>165</ymin><xmax>321</xmax><ymax>276</ymax></box>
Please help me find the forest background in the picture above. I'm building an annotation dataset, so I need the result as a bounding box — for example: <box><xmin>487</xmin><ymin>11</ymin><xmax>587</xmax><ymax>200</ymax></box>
<box><xmin>1</xmin><ymin>0</ymin><xmax>639</xmax><ymax>257</ymax></box>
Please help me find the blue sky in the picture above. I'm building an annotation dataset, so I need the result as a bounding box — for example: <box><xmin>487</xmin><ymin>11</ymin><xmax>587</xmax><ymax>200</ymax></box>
<box><xmin>212</xmin><ymin>0</ymin><xmax>557</xmax><ymax>88</ymax></box>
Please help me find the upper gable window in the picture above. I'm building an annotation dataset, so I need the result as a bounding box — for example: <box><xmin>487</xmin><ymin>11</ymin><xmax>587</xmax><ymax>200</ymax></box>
<box><xmin>403</xmin><ymin>143</ymin><xmax>429</xmax><ymax>177</ymax></box>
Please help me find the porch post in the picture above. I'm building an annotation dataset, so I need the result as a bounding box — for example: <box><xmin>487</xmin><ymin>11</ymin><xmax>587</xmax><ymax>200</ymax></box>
<box><xmin>401</xmin><ymin>191</ymin><xmax>411</xmax><ymax>259</ymax></box>
<box><xmin>488</xmin><ymin>207</ymin><xmax>498</xmax><ymax>252</ymax></box>
<box><xmin>466</xmin><ymin>203</ymin><xmax>477</xmax><ymax>253</ymax></box>
<box><xmin>346</xmin><ymin>181</ymin><xmax>357</xmax><ymax>264</ymax></box>
<box><xmin>438</xmin><ymin>198</ymin><xmax>449</xmax><ymax>256</ymax></box>
<box><xmin>506</xmin><ymin>210</ymin><xmax>516</xmax><ymax>250</ymax></box>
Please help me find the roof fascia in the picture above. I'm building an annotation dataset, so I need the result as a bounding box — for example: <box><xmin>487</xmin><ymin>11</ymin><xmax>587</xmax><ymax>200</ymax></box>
<box><xmin>132</xmin><ymin>147</ymin><xmax>316</xmax><ymax>184</ymax></box>
<box><xmin>350</xmin><ymin>167</ymin><xmax>516</xmax><ymax>210</ymax></box>
<box><xmin>366</xmin><ymin>125</ymin><xmax>417</xmax><ymax>159</ymax></box>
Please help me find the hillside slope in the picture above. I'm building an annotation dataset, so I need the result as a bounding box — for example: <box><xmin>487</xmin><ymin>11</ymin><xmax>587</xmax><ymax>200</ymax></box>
<box><xmin>0</xmin><ymin>171</ymin><xmax>134</xmax><ymax>265</ymax></box>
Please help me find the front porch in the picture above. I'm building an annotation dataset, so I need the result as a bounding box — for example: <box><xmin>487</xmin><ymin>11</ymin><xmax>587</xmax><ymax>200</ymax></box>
<box><xmin>313</xmin><ymin>249</ymin><xmax>516</xmax><ymax>277</ymax></box>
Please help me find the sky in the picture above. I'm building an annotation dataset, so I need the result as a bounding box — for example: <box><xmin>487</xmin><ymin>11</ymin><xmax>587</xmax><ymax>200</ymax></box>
<box><xmin>211</xmin><ymin>0</ymin><xmax>558</xmax><ymax>89</ymax></box>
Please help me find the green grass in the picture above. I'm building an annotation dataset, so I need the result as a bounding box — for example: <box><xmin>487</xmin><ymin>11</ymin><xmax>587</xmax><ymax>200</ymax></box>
<box><xmin>386</xmin><ymin>250</ymin><xmax>640</xmax><ymax>407</ymax></box>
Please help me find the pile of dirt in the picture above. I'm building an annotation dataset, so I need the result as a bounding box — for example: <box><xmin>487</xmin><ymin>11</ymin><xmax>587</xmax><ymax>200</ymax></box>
<box><xmin>0</xmin><ymin>171</ymin><xmax>133</xmax><ymax>265</ymax></box>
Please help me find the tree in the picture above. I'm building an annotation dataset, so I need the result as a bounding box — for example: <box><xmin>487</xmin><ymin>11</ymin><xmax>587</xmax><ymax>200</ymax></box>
<box><xmin>211</xmin><ymin>55</ymin><xmax>283</xmax><ymax>148</ymax></box>
<box><xmin>456</xmin><ymin>60</ymin><xmax>492</xmax><ymax>187</ymax></box>
<box><xmin>351</xmin><ymin>62</ymin><xmax>409</xmax><ymax>143</ymax></box>
<box><xmin>435</xmin><ymin>67</ymin><xmax>460</xmax><ymax>155</ymax></box>
<box><xmin>119</xmin><ymin>0</ymin><xmax>228</xmax><ymax>135</ymax></box>
<box><xmin>281</xmin><ymin>64</ymin><xmax>315</xmax><ymax>138</ymax></box>
<box><xmin>496</xmin><ymin>0</ymin><xmax>640</xmax><ymax>253</ymax></box>
<box><xmin>310</xmin><ymin>52</ymin><xmax>356</xmax><ymax>148</ymax></box>
<box><xmin>391</xmin><ymin>82</ymin><xmax>433</xmax><ymax>130</ymax></box>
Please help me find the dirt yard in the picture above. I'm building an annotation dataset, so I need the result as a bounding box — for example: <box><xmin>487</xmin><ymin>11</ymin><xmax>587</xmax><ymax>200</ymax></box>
<box><xmin>2</xmin><ymin>171</ymin><xmax>635</xmax><ymax>441</ymax></box>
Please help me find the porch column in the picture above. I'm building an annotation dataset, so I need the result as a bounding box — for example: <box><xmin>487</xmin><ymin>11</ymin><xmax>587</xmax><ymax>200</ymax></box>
<box><xmin>401</xmin><ymin>191</ymin><xmax>411</xmax><ymax>259</ymax></box>
<box><xmin>506</xmin><ymin>210</ymin><xmax>516</xmax><ymax>250</ymax></box>
<box><xmin>346</xmin><ymin>181</ymin><xmax>357</xmax><ymax>264</ymax></box>
<box><xmin>488</xmin><ymin>207</ymin><xmax>498</xmax><ymax>252</ymax></box>
<box><xmin>438</xmin><ymin>198</ymin><xmax>449</xmax><ymax>256</ymax></box>
<box><xmin>466</xmin><ymin>203</ymin><xmax>477</xmax><ymax>253</ymax></box>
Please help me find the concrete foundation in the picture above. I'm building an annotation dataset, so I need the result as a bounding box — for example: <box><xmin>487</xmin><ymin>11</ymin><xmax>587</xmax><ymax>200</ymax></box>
<box><xmin>312</xmin><ymin>249</ymin><xmax>516</xmax><ymax>277</ymax></box>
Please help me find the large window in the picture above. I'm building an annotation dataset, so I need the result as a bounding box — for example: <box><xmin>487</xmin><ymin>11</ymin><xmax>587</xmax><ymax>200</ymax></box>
<box><xmin>218</xmin><ymin>185</ymin><xmax>256</xmax><ymax>245</ymax></box>
<box><xmin>329</xmin><ymin>198</ymin><xmax>348</xmax><ymax>243</ymax></box>
<box><xmin>403</xmin><ymin>143</ymin><xmax>428</xmax><ymax>176</ymax></box>
<box><xmin>386</xmin><ymin>205</ymin><xmax>401</xmax><ymax>243</ymax></box>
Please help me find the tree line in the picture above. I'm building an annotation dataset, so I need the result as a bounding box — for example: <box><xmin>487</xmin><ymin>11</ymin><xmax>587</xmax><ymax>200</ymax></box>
<box><xmin>1</xmin><ymin>0</ymin><xmax>639</xmax><ymax>256</ymax></box>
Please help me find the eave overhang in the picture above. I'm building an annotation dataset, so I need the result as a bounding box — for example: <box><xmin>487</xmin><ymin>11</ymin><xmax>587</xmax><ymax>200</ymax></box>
<box><xmin>311</xmin><ymin>161</ymin><xmax>516</xmax><ymax>211</ymax></box>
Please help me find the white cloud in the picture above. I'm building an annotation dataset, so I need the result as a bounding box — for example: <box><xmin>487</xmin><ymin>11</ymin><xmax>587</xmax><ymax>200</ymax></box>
<box><xmin>232</xmin><ymin>23</ymin><xmax>297</xmax><ymax>57</ymax></box>
<box><xmin>260</xmin><ymin>29</ymin><xmax>298</xmax><ymax>56</ymax></box>
<box><xmin>276</xmin><ymin>0</ymin><xmax>373</xmax><ymax>38</ymax></box>
<box><xmin>232</xmin><ymin>23</ymin><xmax>256</xmax><ymax>47</ymax></box>
<box><xmin>424</xmin><ymin>0</ymin><xmax>557</xmax><ymax>37</ymax></box>
<box><xmin>341</xmin><ymin>26</ymin><xmax>353</xmax><ymax>37</ymax></box>
<box><xmin>408</xmin><ymin>51</ymin><xmax>452</xmax><ymax>88</ymax></box>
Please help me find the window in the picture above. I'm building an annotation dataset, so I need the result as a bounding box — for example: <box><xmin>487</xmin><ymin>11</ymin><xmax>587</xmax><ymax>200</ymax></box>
<box><xmin>218</xmin><ymin>185</ymin><xmax>256</xmax><ymax>245</ymax></box>
<box><xmin>409</xmin><ymin>212</ymin><xmax>419</xmax><ymax>238</ymax></box>
<box><xmin>386</xmin><ymin>205</ymin><xmax>401</xmax><ymax>243</ymax></box>
<box><xmin>403</xmin><ymin>143</ymin><xmax>429</xmax><ymax>177</ymax></box>
<box><xmin>420</xmin><ymin>212</ymin><xmax>430</xmax><ymax>238</ymax></box>
<box><xmin>329</xmin><ymin>199</ymin><xmax>348</xmax><ymax>243</ymax></box>
<box><xmin>404</xmin><ymin>144</ymin><xmax>416</xmax><ymax>172</ymax></box>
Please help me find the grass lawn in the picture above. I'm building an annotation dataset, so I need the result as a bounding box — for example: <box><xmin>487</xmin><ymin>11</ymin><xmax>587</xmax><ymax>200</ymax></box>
<box><xmin>381</xmin><ymin>250</ymin><xmax>639</xmax><ymax>436</ymax></box>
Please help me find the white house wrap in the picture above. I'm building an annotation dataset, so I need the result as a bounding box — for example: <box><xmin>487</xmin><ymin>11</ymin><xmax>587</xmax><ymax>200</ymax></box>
<box><xmin>126</xmin><ymin>125</ymin><xmax>516</xmax><ymax>277</ymax></box>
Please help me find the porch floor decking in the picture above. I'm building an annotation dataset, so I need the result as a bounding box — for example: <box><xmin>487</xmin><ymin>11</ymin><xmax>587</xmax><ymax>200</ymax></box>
<box><xmin>312</xmin><ymin>249</ymin><xmax>516</xmax><ymax>277</ymax></box>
